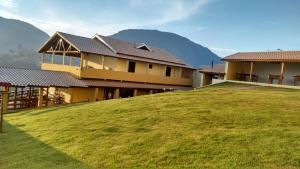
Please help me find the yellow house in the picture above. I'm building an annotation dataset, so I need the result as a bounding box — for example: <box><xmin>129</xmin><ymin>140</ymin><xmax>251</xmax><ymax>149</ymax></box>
<box><xmin>36</xmin><ymin>32</ymin><xmax>196</xmax><ymax>103</ymax></box>
<box><xmin>223</xmin><ymin>51</ymin><xmax>300</xmax><ymax>86</ymax></box>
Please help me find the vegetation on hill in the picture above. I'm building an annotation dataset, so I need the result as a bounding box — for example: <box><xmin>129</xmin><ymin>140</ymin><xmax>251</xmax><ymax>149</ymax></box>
<box><xmin>1</xmin><ymin>83</ymin><xmax>300</xmax><ymax>169</ymax></box>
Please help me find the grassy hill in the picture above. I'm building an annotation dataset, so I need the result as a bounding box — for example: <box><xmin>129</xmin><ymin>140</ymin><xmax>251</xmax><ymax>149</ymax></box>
<box><xmin>1</xmin><ymin>83</ymin><xmax>300</xmax><ymax>169</ymax></box>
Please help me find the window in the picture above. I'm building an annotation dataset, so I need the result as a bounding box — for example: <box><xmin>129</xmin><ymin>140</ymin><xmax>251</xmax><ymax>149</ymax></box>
<box><xmin>149</xmin><ymin>64</ymin><xmax>153</xmax><ymax>69</ymax></box>
<box><xmin>166</xmin><ymin>66</ymin><xmax>171</xmax><ymax>77</ymax></box>
<box><xmin>128</xmin><ymin>61</ymin><xmax>136</xmax><ymax>73</ymax></box>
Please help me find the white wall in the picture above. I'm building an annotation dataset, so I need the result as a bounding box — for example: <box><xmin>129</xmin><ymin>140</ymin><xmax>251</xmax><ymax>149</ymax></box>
<box><xmin>251</xmin><ymin>62</ymin><xmax>300</xmax><ymax>85</ymax></box>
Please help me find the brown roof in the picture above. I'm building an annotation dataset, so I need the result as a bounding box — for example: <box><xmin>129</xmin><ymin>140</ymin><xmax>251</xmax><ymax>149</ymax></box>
<box><xmin>39</xmin><ymin>32</ymin><xmax>194</xmax><ymax>69</ymax></box>
<box><xmin>96</xmin><ymin>35</ymin><xmax>189</xmax><ymax>66</ymax></box>
<box><xmin>0</xmin><ymin>67</ymin><xmax>192</xmax><ymax>90</ymax></box>
<box><xmin>223</xmin><ymin>51</ymin><xmax>300</xmax><ymax>62</ymax></box>
<box><xmin>199</xmin><ymin>64</ymin><xmax>225</xmax><ymax>74</ymax></box>
<box><xmin>39</xmin><ymin>32</ymin><xmax>116</xmax><ymax>57</ymax></box>
<box><xmin>0</xmin><ymin>67</ymin><xmax>86</xmax><ymax>87</ymax></box>
<box><xmin>82</xmin><ymin>79</ymin><xmax>192</xmax><ymax>90</ymax></box>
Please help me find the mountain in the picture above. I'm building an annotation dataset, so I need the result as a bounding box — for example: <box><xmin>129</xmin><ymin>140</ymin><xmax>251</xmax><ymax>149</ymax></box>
<box><xmin>111</xmin><ymin>29</ymin><xmax>221</xmax><ymax>68</ymax></box>
<box><xmin>0</xmin><ymin>16</ymin><xmax>49</xmax><ymax>53</ymax></box>
<box><xmin>0</xmin><ymin>17</ymin><xmax>49</xmax><ymax>68</ymax></box>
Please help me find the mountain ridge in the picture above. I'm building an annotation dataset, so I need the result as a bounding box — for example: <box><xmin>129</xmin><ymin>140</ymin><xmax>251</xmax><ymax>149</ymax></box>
<box><xmin>111</xmin><ymin>29</ymin><xmax>221</xmax><ymax>68</ymax></box>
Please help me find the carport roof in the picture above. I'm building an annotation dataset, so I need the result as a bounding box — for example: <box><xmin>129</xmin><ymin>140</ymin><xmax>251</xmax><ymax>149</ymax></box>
<box><xmin>0</xmin><ymin>67</ymin><xmax>86</xmax><ymax>87</ymax></box>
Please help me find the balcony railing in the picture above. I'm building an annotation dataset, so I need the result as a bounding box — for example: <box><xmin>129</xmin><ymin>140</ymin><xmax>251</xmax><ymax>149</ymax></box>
<box><xmin>42</xmin><ymin>63</ymin><xmax>193</xmax><ymax>86</ymax></box>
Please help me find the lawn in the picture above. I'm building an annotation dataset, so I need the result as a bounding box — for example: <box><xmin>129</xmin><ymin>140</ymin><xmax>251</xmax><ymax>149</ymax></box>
<box><xmin>1</xmin><ymin>82</ymin><xmax>300</xmax><ymax>169</ymax></box>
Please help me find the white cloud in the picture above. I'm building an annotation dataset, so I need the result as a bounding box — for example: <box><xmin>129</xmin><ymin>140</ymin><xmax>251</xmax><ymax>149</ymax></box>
<box><xmin>209</xmin><ymin>47</ymin><xmax>237</xmax><ymax>53</ymax></box>
<box><xmin>209</xmin><ymin>47</ymin><xmax>238</xmax><ymax>57</ymax></box>
<box><xmin>0</xmin><ymin>0</ymin><xmax>210</xmax><ymax>37</ymax></box>
<box><xmin>0</xmin><ymin>0</ymin><xmax>18</xmax><ymax>8</ymax></box>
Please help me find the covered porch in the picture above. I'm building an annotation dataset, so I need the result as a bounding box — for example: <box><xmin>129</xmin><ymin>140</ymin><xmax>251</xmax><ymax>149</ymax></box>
<box><xmin>225</xmin><ymin>61</ymin><xmax>300</xmax><ymax>86</ymax></box>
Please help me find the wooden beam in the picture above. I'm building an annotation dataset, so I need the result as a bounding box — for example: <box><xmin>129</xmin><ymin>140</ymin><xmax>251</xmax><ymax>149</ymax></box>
<box><xmin>1</xmin><ymin>86</ymin><xmax>10</xmax><ymax>133</ymax></box>
<box><xmin>249</xmin><ymin>62</ymin><xmax>254</xmax><ymax>82</ymax></box>
<box><xmin>280</xmin><ymin>62</ymin><xmax>285</xmax><ymax>84</ymax></box>
<box><xmin>14</xmin><ymin>87</ymin><xmax>17</xmax><ymax>109</ymax></box>
<box><xmin>134</xmin><ymin>89</ymin><xmax>138</xmax><ymax>96</ymax></box>
<box><xmin>37</xmin><ymin>87</ymin><xmax>44</xmax><ymax>107</ymax></box>
<box><xmin>51</xmin><ymin>52</ymin><xmax>54</xmax><ymax>64</ymax></box>
<box><xmin>62</xmin><ymin>52</ymin><xmax>65</xmax><ymax>65</ymax></box>
<box><xmin>80</xmin><ymin>53</ymin><xmax>84</xmax><ymax>69</ymax></box>
<box><xmin>93</xmin><ymin>88</ymin><xmax>99</xmax><ymax>102</ymax></box>
<box><xmin>113</xmin><ymin>88</ymin><xmax>120</xmax><ymax>99</ymax></box>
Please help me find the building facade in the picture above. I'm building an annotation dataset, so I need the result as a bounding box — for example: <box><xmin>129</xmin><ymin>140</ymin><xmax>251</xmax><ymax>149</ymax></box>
<box><xmin>38</xmin><ymin>32</ymin><xmax>196</xmax><ymax>103</ymax></box>
<box><xmin>223</xmin><ymin>51</ymin><xmax>300</xmax><ymax>86</ymax></box>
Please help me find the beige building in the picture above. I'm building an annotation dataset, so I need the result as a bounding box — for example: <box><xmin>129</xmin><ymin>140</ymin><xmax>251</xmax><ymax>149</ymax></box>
<box><xmin>37</xmin><ymin>32</ymin><xmax>195</xmax><ymax>103</ymax></box>
<box><xmin>223</xmin><ymin>51</ymin><xmax>300</xmax><ymax>86</ymax></box>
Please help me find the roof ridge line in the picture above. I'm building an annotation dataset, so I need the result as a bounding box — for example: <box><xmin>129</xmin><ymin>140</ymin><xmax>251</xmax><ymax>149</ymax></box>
<box><xmin>93</xmin><ymin>34</ymin><xmax>117</xmax><ymax>53</ymax></box>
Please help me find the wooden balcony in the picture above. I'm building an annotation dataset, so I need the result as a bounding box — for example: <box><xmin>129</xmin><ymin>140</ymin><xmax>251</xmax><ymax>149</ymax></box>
<box><xmin>81</xmin><ymin>68</ymin><xmax>193</xmax><ymax>86</ymax></box>
<box><xmin>41</xmin><ymin>63</ymin><xmax>81</xmax><ymax>77</ymax></box>
<box><xmin>42</xmin><ymin>63</ymin><xmax>193</xmax><ymax>86</ymax></box>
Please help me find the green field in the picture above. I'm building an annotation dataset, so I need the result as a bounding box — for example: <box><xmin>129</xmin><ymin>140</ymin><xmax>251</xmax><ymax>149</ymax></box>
<box><xmin>1</xmin><ymin>83</ymin><xmax>300</xmax><ymax>169</ymax></box>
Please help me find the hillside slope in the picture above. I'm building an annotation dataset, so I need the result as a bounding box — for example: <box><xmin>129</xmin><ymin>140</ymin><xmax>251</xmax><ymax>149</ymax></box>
<box><xmin>111</xmin><ymin>29</ymin><xmax>221</xmax><ymax>68</ymax></box>
<box><xmin>1</xmin><ymin>83</ymin><xmax>300</xmax><ymax>169</ymax></box>
<box><xmin>0</xmin><ymin>17</ymin><xmax>49</xmax><ymax>53</ymax></box>
<box><xmin>0</xmin><ymin>17</ymin><xmax>49</xmax><ymax>68</ymax></box>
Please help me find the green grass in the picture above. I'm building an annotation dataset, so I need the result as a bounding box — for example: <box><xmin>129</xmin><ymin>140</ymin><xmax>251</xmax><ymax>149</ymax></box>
<box><xmin>1</xmin><ymin>82</ymin><xmax>300</xmax><ymax>169</ymax></box>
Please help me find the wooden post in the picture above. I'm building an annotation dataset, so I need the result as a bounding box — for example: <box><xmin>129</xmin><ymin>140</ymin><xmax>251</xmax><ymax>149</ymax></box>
<box><xmin>280</xmin><ymin>62</ymin><xmax>285</xmax><ymax>84</ymax></box>
<box><xmin>51</xmin><ymin>53</ymin><xmax>54</xmax><ymax>64</ymax></box>
<box><xmin>113</xmin><ymin>88</ymin><xmax>120</xmax><ymax>99</ymax></box>
<box><xmin>45</xmin><ymin>87</ymin><xmax>49</xmax><ymax>107</ymax></box>
<box><xmin>133</xmin><ymin>89</ymin><xmax>138</xmax><ymax>96</ymax></box>
<box><xmin>62</xmin><ymin>53</ymin><xmax>65</xmax><ymax>65</ymax></box>
<box><xmin>1</xmin><ymin>86</ymin><xmax>9</xmax><ymax>133</ymax></box>
<box><xmin>28</xmin><ymin>87</ymin><xmax>32</xmax><ymax>108</ymax></box>
<box><xmin>37</xmin><ymin>87</ymin><xmax>44</xmax><ymax>107</ymax></box>
<box><xmin>13</xmin><ymin>87</ymin><xmax>17</xmax><ymax>109</ymax></box>
<box><xmin>80</xmin><ymin>53</ymin><xmax>84</xmax><ymax>69</ymax></box>
<box><xmin>249</xmin><ymin>62</ymin><xmax>254</xmax><ymax>82</ymax></box>
<box><xmin>93</xmin><ymin>88</ymin><xmax>99</xmax><ymax>102</ymax></box>
<box><xmin>70</xmin><ymin>57</ymin><xmax>73</xmax><ymax>66</ymax></box>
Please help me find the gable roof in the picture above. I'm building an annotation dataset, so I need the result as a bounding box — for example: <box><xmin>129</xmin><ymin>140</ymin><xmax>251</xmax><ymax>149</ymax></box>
<box><xmin>39</xmin><ymin>32</ymin><xmax>194</xmax><ymax>69</ymax></box>
<box><xmin>38</xmin><ymin>32</ymin><xmax>116</xmax><ymax>57</ymax></box>
<box><xmin>95</xmin><ymin>35</ymin><xmax>188</xmax><ymax>66</ymax></box>
<box><xmin>223</xmin><ymin>51</ymin><xmax>300</xmax><ymax>62</ymax></box>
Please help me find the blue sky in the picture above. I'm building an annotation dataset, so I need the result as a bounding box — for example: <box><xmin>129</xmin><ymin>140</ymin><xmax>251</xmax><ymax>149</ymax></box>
<box><xmin>0</xmin><ymin>0</ymin><xmax>299</xmax><ymax>57</ymax></box>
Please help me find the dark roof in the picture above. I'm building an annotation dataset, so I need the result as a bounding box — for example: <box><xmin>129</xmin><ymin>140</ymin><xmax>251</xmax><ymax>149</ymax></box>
<box><xmin>0</xmin><ymin>67</ymin><xmax>86</xmax><ymax>87</ymax></box>
<box><xmin>96</xmin><ymin>35</ymin><xmax>189</xmax><ymax>66</ymax></box>
<box><xmin>39</xmin><ymin>32</ymin><xmax>194</xmax><ymax>69</ymax></box>
<box><xmin>0</xmin><ymin>67</ymin><xmax>192</xmax><ymax>90</ymax></box>
<box><xmin>82</xmin><ymin>79</ymin><xmax>192</xmax><ymax>90</ymax></box>
<box><xmin>199</xmin><ymin>64</ymin><xmax>225</xmax><ymax>74</ymax></box>
<box><xmin>223</xmin><ymin>51</ymin><xmax>300</xmax><ymax>62</ymax></box>
<box><xmin>39</xmin><ymin>32</ymin><xmax>116</xmax><ymax>57</ymax></box>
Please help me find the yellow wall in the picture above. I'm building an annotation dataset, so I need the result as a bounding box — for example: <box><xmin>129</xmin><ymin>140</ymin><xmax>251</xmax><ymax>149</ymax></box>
<box><xmin>41</xmin><ymin>63</ymin><xmax>81</xmax><ymax>78</ymax></box>
<box><xmin>84</xmin><ymin>53</ymin><xmax>103</xmax><ymax>69</ymax></box>
<box><xmin>226</xmin><ymin>61</ymin><xmax>250</xmax><ymax>80</ymax></box>
<box><xmin>42</xmin><ymin>52</ymin><xmax>194</xmax><ymax>86</ymax></box>
<box><xmin>50</xmin><ymin>87</ymin><xmax>105</xmax><ymax>103</ymax></box>
<box><xmin>81</xmin><ymin>68</ymin><xmax>193</xmax><ymax>86</ymax></box>
<box><xmin>148</xmin><ymin>64</ymin><xmax>165</xmax><ymax>76</ymax></box>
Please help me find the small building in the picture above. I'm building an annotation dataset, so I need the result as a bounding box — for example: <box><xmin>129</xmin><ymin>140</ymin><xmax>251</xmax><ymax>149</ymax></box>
<box><xmin>199</xmin><ymin>64</ymin><xmax>225</xmax><ymax>86</ymax></box>
<box><xmin>223</xmin><ymin>51</ymin><xmax>300</xmax><ymax>86</ymax></box>
<box><xmin>0</xmin><ymin>32</ymin><xmax>196</xmax><ymax>112</ymax></box>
